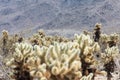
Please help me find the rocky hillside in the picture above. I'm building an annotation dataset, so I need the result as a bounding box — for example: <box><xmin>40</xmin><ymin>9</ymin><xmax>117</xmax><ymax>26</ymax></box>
<box><xmin>0</xmin><ymin>0</ymin><xmax>120</xmax><ymax>37</ymax></box>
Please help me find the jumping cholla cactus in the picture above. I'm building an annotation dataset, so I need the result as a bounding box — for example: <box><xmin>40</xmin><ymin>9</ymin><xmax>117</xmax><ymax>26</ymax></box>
<box><xmin>110</xmin><ymin>33</ymin><xmax>119</xmax><ymax>42</ymax></box>
<box><xmin>6</xmin><ymin>42</ymin><xmax>34</xmax><ymax>80</ymax></box>
<box><xmin>27</xmin><ymin>45</ymin><xmax>49</xmax><ymax>80</ymax></box>
<box><xmin>1</xmin><ymin>30</ymin><xmax>9</xmax><ymax>55</ymax></box>
<box><xmin>100</xmin><ymin>34</ymin><xmax>109</xmax><ymax>43</ymax></box>
<box><xmin>100</xmin><ymin>33</ymin><xmax>120</xmax><ymax>44</ymax></box>
<box><xmin>45</xmin><ymin>42</ymin><xmax>82</xmax><ymax>80</ymax></box>
<box><xmin>74</xmin><ymin>32</ymin><xmax>100</xmax><ymax>64</ymax></box>
<box><xmin>6</xmin><ymin>41</ymin><xmax>82</xmax><ymax>80</ymax></box>
<box><xmin>29</xmin><ymin>30</ymin><xmax>54</xmax><ymax>47</ymax></box>
<box><xmin>100</xmin><ymin>46</ymin><xmax>119</xmax><ymax>80</ymax></box>
<box><xmin>0</xmin><ymin>30</ymin><xmax>21</xmax><ymax>56</ymax></box>
<box><xmin>74</xmin><ymin>32</ymin><xmax>101</xmax><ymax>80</ymax></box>
<box><xmin>74</xmin><ymin>32</ymin><xmax>93</xmax><ymax>49</ymax></box>
<box><xmin>99</xmin><ymin>33</ymin><xmax>120</xmax><ymax>54</ymax></box>
<box><xmin>4</xmin><ymin>29</ymin><xmax>120</xmax><ymax>80</ymax></box>
<box><xmin>101</xmin><ymin>46</ymin><xmax>119</xmax><ymax>64</ymax></box>
<box><xmin>6</xmin><ymin>43</ymin><xmax>46</xmax><ymax>80</ymax></box>
<box><xmin>80</xmin><ymin>73</ymin><xmax>93</xmax><ymax>80</ymax></box>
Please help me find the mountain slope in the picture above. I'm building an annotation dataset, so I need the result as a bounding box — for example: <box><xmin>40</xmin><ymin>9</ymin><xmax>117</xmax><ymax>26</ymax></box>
<box><xmin>0</xmin><ymin>0</ymin><xmax>120</xmax><ymax>37</ymax></box>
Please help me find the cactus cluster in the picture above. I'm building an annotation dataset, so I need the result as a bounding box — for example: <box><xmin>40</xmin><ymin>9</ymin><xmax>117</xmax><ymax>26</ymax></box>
<box><xmin>100</xmin><ymin>33</ymin><xmax>119</xmax><ymax>43</ymax></box>
<box><xmin>74</xmin><ymin>32</ymin><xmax>100</xmax><ymax>67</ymax></box>
<box><xmin>6</xmin><ymin>41</ymin><xmax>82</xmax><ymax>80</ymax></box>
<box><xmin>1</xmin><ymin>29</ymin><xmax>120</xmax><ymax>80</ymax></box>
<box><xmin>101</xmin><ymin>46</ymin><xmax>119</xmax><ymax>64</ymax></box>
<box><xmin>45</xmin><ymin>42</ymin><xmax>81</xmax><ymax>80</ymax></box>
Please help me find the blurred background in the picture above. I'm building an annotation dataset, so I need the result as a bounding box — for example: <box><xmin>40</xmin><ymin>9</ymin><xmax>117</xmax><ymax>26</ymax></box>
<box><xmin>0</xmin><ymin>0</ymin><xmax>120</xmax><ymax>37</ymax></box>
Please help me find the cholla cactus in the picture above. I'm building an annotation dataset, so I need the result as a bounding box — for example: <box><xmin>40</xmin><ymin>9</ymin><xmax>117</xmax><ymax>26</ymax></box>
<box><xmin>101</xmin><ymin>46</ymin><xmax>119</xmax><ymax>80</ymax></box>
<box><xmin>6</xmin><ymin>42</ymin><xmax>34</xmax><ymax>80</ymax></box>
<box><xmin>80</xmin><ymin>73</ymin><xmax>93</xmax><ymax>80</ymax></box>
<box><xmin>74</xmin><ymin>33</ymin><xmax>101</xmax><ymax>79</ymax></box>
<box><xmin>100</xmin><ymin>33</ymin><xmax>119</xmax><ymax>45</ymax></box>
<box><xmin>29</xmin><ymin>30</ymin><xmax>53</xmax><ymax>47</ymax></box>
<box><xmin>26</xmin><ymin>45</ymin><xmax>48</xmax><ymax>79</ymax></box>
<box><xmin>29</xmin><ymin>63</ymin><xmax>47</xmax><ymax>80</ymax></box>
<box><xmin>105</xmin><ymin>46</ymin><xmax>119</xmax><ymax>57</ymax></box>
<box><xmin>2</xmin><ymin>30</ymin><xmax>8</xmax><ymax>39</ymax></box>
<box><xmin>110</xmin><ymin>33</ymin><xmax>119</xmax><ymax>42</ymax></box>
<box><xmin>38</xmin><ymin>29</ymin><xmax>45</xmax><ymax>38</ymax></box>
<box><xmin>100</xmin><ymin>34</ymin><xmax>109</xmax><ymax>43</ymax></box>
<box><xmin>93</xmin><ymin>23</ymin><xmax>101</xmax><ymax>42</ymax></box>
<box><xmin>74</xmin><ymin>32</ymin><xmax>93</xmax><ymax>49</ymax></box>
<box><xmin>45</xmin><ymin>42</ymin><xmax>82</xmax><ymax>80</ymax></box>
<box><xmin>1</xmin><ymin>30</ymin><xmax>9</xmax><ymax>55</ymax></box>
<box><xmin>101</xmin><ymin>46</ymin><xmax>119</xmax><ymax>64</ymax></box>
<box><xmin>6</xmin><ymin>42</ymin><xmax>50</xmax><ymax>80</ymax></box>
<box><xmin>4</xmin><ymin>28</ymin><xmax>120</xmax><ymax>80</ymax></box>
<box><xmin>6</xmin><ymin>41</ymin><xmax>82</xmax><ymax>80</ymax></box>
<box><xmin>99</xmin><ymin>33</ymin><xmax>120</xmax><ymax>52</ymax></box>
<box><xmin>1</xmin><ymin>31</ymin><xmax>26</xmax><ymax>58</ymax></box>
<box><xmin>74</xmin><ymin>33</ymin><xmax>100</xmax><ymax>62</ymax></box>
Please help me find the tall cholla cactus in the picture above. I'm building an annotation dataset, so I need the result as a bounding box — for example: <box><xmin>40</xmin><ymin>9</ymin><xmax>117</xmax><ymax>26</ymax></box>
<box><xmin>74</xmin><ymin>33</ymin><xmax>100</xmax><ymax>79</ymax></box>
<box><xmin>45</xmin><ymin>42</ymin><xmax>82</xmax><ymax>80</ymax></box>
<box><xmin>2</xmin><ymin>30</ymin><xmax>8</xmax><ymax>44</ymax></box>
<box><xmin>1</xmin><ymin>30</ymin><xmax>9</xmax><ymax>55</ymax></box>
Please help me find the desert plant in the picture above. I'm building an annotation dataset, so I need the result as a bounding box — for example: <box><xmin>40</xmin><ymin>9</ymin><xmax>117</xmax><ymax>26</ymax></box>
<box><xmin>4</xmin><ymin>29</ymin><xmax>119</xmax><ymax>80</ymax></box>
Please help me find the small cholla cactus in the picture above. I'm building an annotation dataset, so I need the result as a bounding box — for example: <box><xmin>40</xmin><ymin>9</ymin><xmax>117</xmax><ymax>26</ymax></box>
<box><xmin>2</xmin><ymin>30</ymin><xmax>8</xmax><ymax>44</ymax></box>
<box><xmin>38</xmin><ymin>29</ymin><xmax>45</xmax><ymax>38</ymax></box>
<box><xmin>107</xmin><ymin>33</ymin><xmax>120</xmax><ymax>48</ymax></box>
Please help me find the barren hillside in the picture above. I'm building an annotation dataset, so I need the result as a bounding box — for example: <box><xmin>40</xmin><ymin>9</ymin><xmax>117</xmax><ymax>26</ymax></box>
<box><xmin>0</xmin><ymin>0</ymin><xmax>120</xmax><ymax>36</ymax></box>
